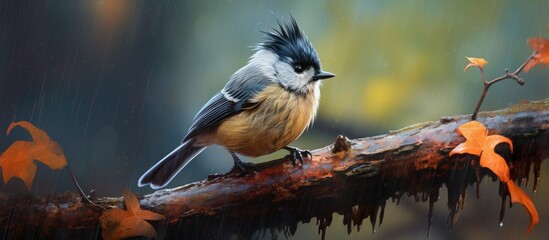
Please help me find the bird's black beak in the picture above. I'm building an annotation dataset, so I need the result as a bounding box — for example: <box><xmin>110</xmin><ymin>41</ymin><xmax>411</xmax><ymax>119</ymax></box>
<box><xmin>312</xmin><ymin>71</ymin><xmax>335</xmax><ymax>81</ymax></box>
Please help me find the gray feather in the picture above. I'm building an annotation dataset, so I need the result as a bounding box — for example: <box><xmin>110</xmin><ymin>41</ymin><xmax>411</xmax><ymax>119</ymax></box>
<box><xmin>138</xmin><ymin>140</ymin><xmax>205</xmax><ymax>189</ymax></box>
<box><xmin>183</xmin><ymin>64</ymin><xmax>271</xmax><ymax>142</ymax></box>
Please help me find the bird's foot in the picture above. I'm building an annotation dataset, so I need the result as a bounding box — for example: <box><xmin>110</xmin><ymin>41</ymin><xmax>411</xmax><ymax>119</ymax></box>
<box><xmin>227</xmin><ymin>152</ymin><xmax>257</xmax><ymax>176</ymax></box>
<box><xmin>230</xmin><ymin>160</ymin><xmax>257</xmax><ymax>175</ymax></box>
<box><xmin>208</xmin><ymin>154</ymin><xmax>257</xmax><ymax>180</ymax></box>
<box><xmin>284</xmin><ymin>146</ymin><xmax>312</xmax><ymax>166</ymax></box>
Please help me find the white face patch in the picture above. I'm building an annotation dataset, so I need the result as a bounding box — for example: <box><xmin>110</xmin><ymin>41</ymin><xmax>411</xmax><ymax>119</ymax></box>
<box><xmin>274</xmin><ymin>61</ymin><xmax>315</xmax><ymax>94</ymax></box>
<box><xmin>247</xmin><ymin>49</ymin><xmax>318</xmax><ymax>95</ymax></box>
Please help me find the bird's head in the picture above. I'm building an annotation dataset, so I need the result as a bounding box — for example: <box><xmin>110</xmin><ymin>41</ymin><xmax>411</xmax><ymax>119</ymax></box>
<box><xmin>250</xmin><ymin>17</ymin><xmax>334</xmax><ymax>94</ymax></box>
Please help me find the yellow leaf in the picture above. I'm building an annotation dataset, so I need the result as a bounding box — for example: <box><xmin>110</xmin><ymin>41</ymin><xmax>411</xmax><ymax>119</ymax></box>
<box><xmin>450</xmin><ymin>120</ymin><xmax>537</xmax><ymax>233</ymax></box>
<box><xmin>118</xmin><ymin>217</ymin><xmax>159</xmax><ymax>239</ymax></box>
<box><xmin>450</xmin><ymin>121</ymin><xmax>513</xmax><ymax>181</ymax></box>
<box><xmin>479</xmin><ymin>145</ymin><xmax>510</xmax><ymax>182</ymax></box>
<box><xmin>449</xmin><ymin>121</ymin><xmax>487</xmax><ymax>157</ymax></box>
<box><xmin>0</xmin><ymin>121</ymin><xmax>67</xmax><ymax>190</ymax></box>
<box><xmin>507</xmin><ymin>181</ymin><xmax>539</xmax><ymax>233</ymax></box>
<box><xmin>100</xmin><ymin>192</ymin><xmax>165</xmax><ymax>240</ymax></box>
<box><xmin>464</xmin><ymin>57</ymin><xmax>488</xmax><ymax>72</ymax></box>
<box><xmin>100</xmin><ymin>209</ymin><xmax>127</xmax><ymax>240</ymax></box>
<box><xmin>524</xmin><ymin>37</ymin><xmax>549</xmax><ymax>73</ymax></box>
<box><xmin>479</xmin><ymin>135</ymin><xmax>513</xmax><ymax>181</ymax></box>
<box><xmin>124</xmin><ymin>192</ymin><xmax>165</xmax><ymax>220</ymax></box>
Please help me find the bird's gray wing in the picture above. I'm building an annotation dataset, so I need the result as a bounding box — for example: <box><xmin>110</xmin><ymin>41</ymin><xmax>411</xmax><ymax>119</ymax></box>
<box><xmin>183</xmin><ymin>65</ymin><xmax>272</xmax><ymax>142</ymax></box>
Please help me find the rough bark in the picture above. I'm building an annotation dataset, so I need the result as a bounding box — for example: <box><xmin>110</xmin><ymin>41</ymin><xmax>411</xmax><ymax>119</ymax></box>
<box><xmin>1</xmin><ymin>99</ymin><xmax>548</xmax><ymax>239</ymax></box>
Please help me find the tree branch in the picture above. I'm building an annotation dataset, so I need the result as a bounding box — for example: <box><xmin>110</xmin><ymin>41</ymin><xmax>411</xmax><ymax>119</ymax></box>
<box><xmin>1</xmin><ymin>99</ymin><xmax>548</xmax><ymax>239</ymax></box>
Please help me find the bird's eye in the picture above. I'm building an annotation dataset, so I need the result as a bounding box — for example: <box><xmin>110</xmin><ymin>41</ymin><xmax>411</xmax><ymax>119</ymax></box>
<box><xmin>293</xmin><ymin>64</ymin><xmax>303</xmax><ymax>73</ymax></box>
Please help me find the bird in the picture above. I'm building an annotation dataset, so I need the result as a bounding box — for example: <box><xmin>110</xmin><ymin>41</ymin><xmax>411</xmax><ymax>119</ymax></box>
<box><xmin>138</xmin><ymin>17</ymin><xmax>335</xmax><ymax>189</ymax></box>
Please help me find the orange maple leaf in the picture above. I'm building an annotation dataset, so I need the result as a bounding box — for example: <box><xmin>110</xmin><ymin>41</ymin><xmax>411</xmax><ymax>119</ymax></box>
<box><xmin>450</xmin><ymin>121</ymin><xmax>539</xmax><ymax>233</ymax></box>
<box><xmin>0</xmin><ymin>121</ymin><xmax>67</xmax><ymax>190</ymax></box>
<box><xmin>100</xmin><ymin>192</ymin><xmax>165</xmax><ymax>240</ymax></box>
<box><xmin>524</xmin><ymin>37</ymin><xmax>549</xmax><ymax>73</ymax></box>
<box><xmin>464</xmin><ymin>57</ymin><xmax>488</xmax><ymax>72</ymax></box>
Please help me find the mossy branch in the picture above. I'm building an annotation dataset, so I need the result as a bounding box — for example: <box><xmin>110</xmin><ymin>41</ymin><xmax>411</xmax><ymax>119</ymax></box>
<box><xmin>1</xmin><ymin>99</ymin><xmax>548</xmax><ymax>239</ymax></box>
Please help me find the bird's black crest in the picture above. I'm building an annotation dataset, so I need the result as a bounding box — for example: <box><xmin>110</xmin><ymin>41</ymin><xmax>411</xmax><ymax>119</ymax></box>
<box><xmin>258</xmin><ymin>17</ymin><xmax>321</xmax><ymax>73</ymax></box>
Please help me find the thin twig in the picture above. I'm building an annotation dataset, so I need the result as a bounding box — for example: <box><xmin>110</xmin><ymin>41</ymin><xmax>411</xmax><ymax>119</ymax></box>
<box><xmin>471</xmin><ymin>51</ymin><xmax>537</xmax><ymax>120</ymax></box>
<box><xmin>66</xmin><ymin>165</ymin><xmax>106</xmax><ymax>210</ymax></box>
<box><xmin>472</xmin><ymin>69</ymin><xmax>488</xmax><ymax>121</ymax></box>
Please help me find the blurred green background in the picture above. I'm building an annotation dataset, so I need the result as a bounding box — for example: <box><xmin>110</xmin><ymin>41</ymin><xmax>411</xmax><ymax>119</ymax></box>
<box><xmin>1</xmin><ymin>0</ymin><xmax>548</xmax><ymax>239</ymax></box>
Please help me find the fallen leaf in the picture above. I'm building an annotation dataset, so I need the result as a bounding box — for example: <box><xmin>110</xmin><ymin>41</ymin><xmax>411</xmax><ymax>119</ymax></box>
<box><xmin>100</xmin><ymin>208</ymin><xmax>128</xmax><ymax>240</ymax></box>
<box><xmin>100</xmin><ymin>192</ymin><xmax>165</xmax><ymax>240</ymax></box>
<box><xmin>507</xmin><ymin>181</ymin><xmax>539</xmax><ymax>233</ymax></box>
<box><xmin>450</xmin><ymin>120</ymin><xmax>538</xmax><ymax>233</ymax></box>
<box><xmin>464</xmin><ymin>57</ymin><xmax>488</xmax><ymax>72</ymax></box>
<box><xmin>124</xmin><ymin>191</ymin><xmax>164</xmax><ymax>221</ymax></box>
<box><xmin>524</xmin><ymin>37</ymin><xmax>549</xmax><ymax>73</ymax></box>
<box><xmin>0</xmin><ymin>121</ymin><xmax>67</xmax><ymax>190</ymax></box>
<box><xmin>449</xmin><ymin>120</ymin><xmax>487</xmax><ymax>156</ymax></box>
<box><xmin>479</xmin><ymin>135</ymin><xmax>512</xmax><ymax>181</ymax></box>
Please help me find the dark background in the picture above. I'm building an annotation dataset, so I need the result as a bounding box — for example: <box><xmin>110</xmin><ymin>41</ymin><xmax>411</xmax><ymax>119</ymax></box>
<box><xmin>1</xmin><ymin>0</ymin><xmax>548</xmax><ymax>239</ymax></box>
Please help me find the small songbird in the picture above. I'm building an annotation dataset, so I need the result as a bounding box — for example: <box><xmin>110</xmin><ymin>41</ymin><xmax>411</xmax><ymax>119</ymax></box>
<box><xmin>138</xmin><ymin>17</ymin><xmax>335</xmax><ymax>189</ymax></box>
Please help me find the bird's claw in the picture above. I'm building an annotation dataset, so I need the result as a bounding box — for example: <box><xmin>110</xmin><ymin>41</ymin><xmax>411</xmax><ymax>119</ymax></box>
<box><xmin>230</xmin><ymin>160</ymin><xmax>257</xmax><ymax>176</ymax></box>
<box><xmin>224</xmin><ymin>152</ymin><xmax>257</xmax><ymax>177</ymax></box>
<box><xmin>285</xmin><ymin>146</ymin><xmax>312</xmax><ymax>166</ymax></box>
<box><xmin>233</xmin><ymin>162</ymin><xmax>257</xmax><ymax>173</ymax></box>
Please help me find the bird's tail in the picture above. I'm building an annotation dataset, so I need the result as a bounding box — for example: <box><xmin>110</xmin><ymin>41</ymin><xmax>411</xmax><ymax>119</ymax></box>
<box><xmin>138</xmin><ymin>140</ymin><xmax>205</xmax><ymax>189</ymax></box>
